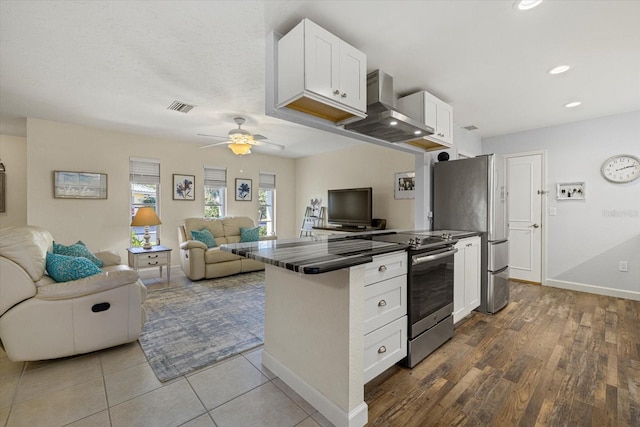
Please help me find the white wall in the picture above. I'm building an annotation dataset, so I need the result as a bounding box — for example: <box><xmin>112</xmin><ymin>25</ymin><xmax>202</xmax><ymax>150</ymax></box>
<box><xmin>295</xmin><ymin>143</ymin><xmax>415</xmax><ymax>231</ymax></box>
<box><xmin>0</xmin><ymin>134</ymin><xmax>27</xmax><ymax>228</ymax></box>
<box><xmin>25</xmin><ymin>118</ymin><xmax>296</xmax><ymax>263</ymax></box>
<box><xmin>483</xmin><ymin>110</ymin><xmax>640</xmax><ymax>298</ymax></box>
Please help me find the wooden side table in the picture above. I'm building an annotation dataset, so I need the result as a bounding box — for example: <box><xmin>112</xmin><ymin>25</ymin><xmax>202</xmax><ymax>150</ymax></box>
<box><xmin>127</xmin><ymin>246</ymin><xmax>172</xmax><ymax>283</ymax></box>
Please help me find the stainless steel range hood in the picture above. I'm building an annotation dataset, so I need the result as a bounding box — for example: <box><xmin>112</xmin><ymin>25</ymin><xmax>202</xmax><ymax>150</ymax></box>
<box><xmin>344</xmin><ymin>70</ymin><xmax>434</xmax><ymax>143</ymax></box>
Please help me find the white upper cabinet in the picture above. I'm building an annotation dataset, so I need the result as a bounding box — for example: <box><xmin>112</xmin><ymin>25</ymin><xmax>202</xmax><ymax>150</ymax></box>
<box><xmin>397</xmin><ymin>90</ymin><xmax>454</xmax><ymax>147</ymax></box>
<box><xmin>277</xmin><ymin>19</ymin><xmax>367</xmax><ymax>122</ymax></box>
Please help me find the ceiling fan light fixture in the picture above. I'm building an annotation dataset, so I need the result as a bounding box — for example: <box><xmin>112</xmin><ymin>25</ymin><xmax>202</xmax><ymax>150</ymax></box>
<box><xmin>228</xmin><ymin>142</ymin><xmax>252</xmax><ymax>156</ymax></box>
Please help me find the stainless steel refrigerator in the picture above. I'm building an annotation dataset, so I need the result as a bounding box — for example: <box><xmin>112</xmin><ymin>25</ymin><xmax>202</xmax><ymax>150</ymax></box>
<box><xmin>433</xmin><ymin>154</ymin><xmax>509</xmax><ymax>314</ymax></box>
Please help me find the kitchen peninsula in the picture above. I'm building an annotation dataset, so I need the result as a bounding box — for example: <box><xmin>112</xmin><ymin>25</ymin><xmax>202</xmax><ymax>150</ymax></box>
<box><xmin>222</xmin><ymin>236</ymin><xmax>409</xmax><ymax>427</ymax></box>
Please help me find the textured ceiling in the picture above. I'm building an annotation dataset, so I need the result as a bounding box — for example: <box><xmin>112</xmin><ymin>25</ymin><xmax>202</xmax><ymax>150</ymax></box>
<box><xmin>1</xmin><ymin>1</ymin><xmax>639</xmax><ymax>158</ymax></box>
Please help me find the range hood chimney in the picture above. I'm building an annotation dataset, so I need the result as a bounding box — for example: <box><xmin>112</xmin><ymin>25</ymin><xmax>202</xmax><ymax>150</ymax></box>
<box><xmin>344</xmin><ymin>70</ymin><xmax>434</xmax><ymax>143</ymax></box>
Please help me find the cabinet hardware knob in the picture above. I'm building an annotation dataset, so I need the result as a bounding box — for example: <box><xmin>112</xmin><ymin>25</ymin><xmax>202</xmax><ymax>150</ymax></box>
<box><xmin>378</xmin><ymin>265</ymin><xmax>387</xmax><ymax>272</ymax></box>
<box><xmin>378</xmin><ymin>346</ymin><xmax>387</xmax><ymax>354</ymax></box>
<box><xmin>333</xmin><ymin>89</ymin><xmax>340</xmax><ymax>95</ymax></box>
<box><xmin>341</xmin><ymin>93</ymin><xmax>347</xmax><ymax>98</ymax></box>
<box><xmin>378</xmin><ymin>300</ymin><xmax>387</xmax><ymax>307</ymax></box>
<box><xmin>466</xmin><ymin>243</ymin><xmax>472</xmax><ymax>247</ymax></box>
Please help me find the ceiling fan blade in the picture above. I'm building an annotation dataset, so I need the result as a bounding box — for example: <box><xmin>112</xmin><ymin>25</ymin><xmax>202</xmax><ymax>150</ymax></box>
<box><xmin>253</xmin><ymin>134</ymin><xmax>267</xmax><ymax>141</ymax></box>
<box><xmin>199</xmin><ymin>141</ymin><xmax>229</xmax><ymax>149</ymax></box>
<box><xmin>253</xmin><ymin>139</ymin><xmax>285</xmax><ymax>151</ymax></box>
<box><xmin>197</xmin><ymin>133</ymin><xmax>227</xmax><ymax>140</ymax></box>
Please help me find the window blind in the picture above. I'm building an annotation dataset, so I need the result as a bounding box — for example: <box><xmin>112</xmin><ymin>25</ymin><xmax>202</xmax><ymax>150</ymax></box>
<box><xmin>204</xmin><ymin>167</ymin><xmax>226</xmax><ymax>187</ymax></box>
<box><xmin>259</xmin><ymin>172</ymin><xmax>276</xmax><ymax>189</ymax></box>
<box><xmin>129</xmin><ymin>158</ymin><xmax>160</xmax><ymax>185</ymax></box>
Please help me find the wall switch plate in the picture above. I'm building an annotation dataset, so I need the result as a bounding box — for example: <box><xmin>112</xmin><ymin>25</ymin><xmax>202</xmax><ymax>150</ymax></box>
<box><xmin>549</xmin><ymin>207</ymin><xmax>557</xmax><ymax>216</ymax></box>
<box><xmin>619</xmin><ymin>261</ymin><xmax>628</xmax><ymax>272</ymax></box>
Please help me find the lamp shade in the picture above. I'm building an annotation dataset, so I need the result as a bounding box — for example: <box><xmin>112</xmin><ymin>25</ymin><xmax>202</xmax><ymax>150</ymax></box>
<box><xmin>228</xmin><ymin>142</ymin><xmax>252</xmax><ymax>156</ymax></box>
<box><xmin>130</xmin><ymin>207</ymin><xmax>162</xmax><ymax>226</ymax></box>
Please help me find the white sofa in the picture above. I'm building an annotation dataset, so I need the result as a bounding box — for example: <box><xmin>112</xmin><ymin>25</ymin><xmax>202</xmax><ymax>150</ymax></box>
<box><xmin>178</xmin><ymin>217</ymin><xmax>276</xmax><ymax>280</ymax></box>
<box><xmin>0</xmin><ymin>226</ymin><xmax>147</xmax><ymax>362</ymax></box>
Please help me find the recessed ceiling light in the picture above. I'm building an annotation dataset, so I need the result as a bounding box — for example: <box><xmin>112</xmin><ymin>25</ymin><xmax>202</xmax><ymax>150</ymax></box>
<box><xmin>564</xmin><ymin>101</ymin><xmax>581</xmax><ymax>108</ymax></box>
<box><xmin>515</xmin><ymin>0</ymin><xmax>543</xmax><ymax>10</ymax></box>
<box><xmin>389</xmin><ymin>121</ymin><xmax>398</xmax><ymax>126</ymax></box>
<box><xmin>414</xmin><ymin>130</ymin><xmax>422</xmax><ymax>135</ymax></box>
<box><xmin>549</xmin><ymin>65</ymin><xmax>570</xmax><ymax>75</ymax></box>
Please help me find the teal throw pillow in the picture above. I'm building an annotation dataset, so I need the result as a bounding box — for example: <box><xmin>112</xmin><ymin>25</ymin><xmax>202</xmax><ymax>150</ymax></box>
<box><xmin>240</xmin><ymin>226</ymin><xmax>260</xmax><ymax>243</ymax></box>
<box><xmin>191</xmin><ymin>229</ymin><xmax>217</xmax><ymax>248</ymax></box>
<box><xmin>46</xmin><ymin>252</ymin><xmax>103</xmax><ymax>282</ymax></box>
<box><xmin>53</xmin><ymin>241</ymin><xmax>104</xmax><ymax>267</ymax></box>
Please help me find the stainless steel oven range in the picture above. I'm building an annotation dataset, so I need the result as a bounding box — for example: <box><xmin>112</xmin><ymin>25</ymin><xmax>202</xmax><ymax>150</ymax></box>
<box><xmin>371</xmin><ymin>233</ymin><xmax>458</xmax><ymax>368</ymax></box>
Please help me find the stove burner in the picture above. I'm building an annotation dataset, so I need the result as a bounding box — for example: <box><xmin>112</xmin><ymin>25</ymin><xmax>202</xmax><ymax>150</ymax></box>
<box><xmin>370</xmin><ymin>233</ymin><xmax>458</xmax><ymax>251</ymax></box>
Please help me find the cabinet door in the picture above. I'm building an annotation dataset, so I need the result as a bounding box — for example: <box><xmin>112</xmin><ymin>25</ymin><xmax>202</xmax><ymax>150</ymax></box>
<box><xmin>338</xmin><ymin>42</ymin><xmax>366</xmax><ymax>112</ymax></box>
<box><xmin>464</xmin><ymin>238</ymin><xmax>481</xmax><ymax>310</ymax></box>
<box><xmin>304</xmin><ymin>20</ymin><xmax>340</xmax><ymax>100</ymax></box>
<box><xmin>436</xmin><ymin>102</ymin><xmax>453</xmax><ymax>144</ymax></box>
<box><xmin>423</xmin><ymin>94</ymin><xmax>438</xmax><ymax>130</ymax></box>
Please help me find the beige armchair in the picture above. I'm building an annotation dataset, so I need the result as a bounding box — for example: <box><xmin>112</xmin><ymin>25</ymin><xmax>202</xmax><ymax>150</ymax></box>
<box><xmin>0</xmin><ymin>226</ymin><xmax>147</xmax><ymax>362</ymax></box>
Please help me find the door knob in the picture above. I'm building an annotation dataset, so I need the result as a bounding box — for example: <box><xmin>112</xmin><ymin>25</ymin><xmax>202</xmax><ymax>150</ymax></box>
<box><xmin>530</xmin><ymin>223</ymin><xmax>540</xmax><ymax>228</ymax></box>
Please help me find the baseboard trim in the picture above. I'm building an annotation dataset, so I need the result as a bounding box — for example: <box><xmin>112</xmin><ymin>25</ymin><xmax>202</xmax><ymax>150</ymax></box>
<box><xmin>262</xmin><ymin>350</ymin><xmax>368</xmax><ymax>427</ymax></box>
<box><xmin>510</xmin><ymin>278</ymin><xmax>541</xmax><ymax>285</ymax></box>
<box><xmin>545</xmin><ymin>279</ymin><xmax>640</xmax><ymax>301</ymax></box>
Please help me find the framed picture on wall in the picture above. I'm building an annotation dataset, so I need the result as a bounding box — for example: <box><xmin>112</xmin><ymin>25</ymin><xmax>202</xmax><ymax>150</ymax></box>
<box><xmin>173</xmin><ymin>174</ymin><xmax>195</xmax><ymax>200</ymax></box>
<box><xmin>235</xmin><ymin>178</ymin><xmax>252</xmax><ymax>201</ymax></box>
<box><xmin>53</xmin><ymin>171</ymin><xmax>108</xmax><ymax>199</ymax></box>
<box><xmin>394</xmin><ymin>171</ymin><xmax>415</xmax><ymax>199</ymax></box>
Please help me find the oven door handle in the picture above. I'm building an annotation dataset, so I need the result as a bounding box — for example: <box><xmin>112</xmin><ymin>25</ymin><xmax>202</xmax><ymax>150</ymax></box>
<box><xmin>412</xmin><ymin>248</ymin><xmax>458</xmax><ymax>264</ymax></box>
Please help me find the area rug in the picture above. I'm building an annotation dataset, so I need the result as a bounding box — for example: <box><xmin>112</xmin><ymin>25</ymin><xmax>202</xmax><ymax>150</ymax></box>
<box><xmin>138</xmin><ymin>271</ymin><xmax>265</xmax><ymax>382</ymax></box>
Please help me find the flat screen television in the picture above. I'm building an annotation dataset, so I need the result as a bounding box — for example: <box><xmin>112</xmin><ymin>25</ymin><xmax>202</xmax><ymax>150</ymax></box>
<box><xmin>327</xmin><ymin>187</ymin><xmax>373</xmax><ymax>228</ymax></box>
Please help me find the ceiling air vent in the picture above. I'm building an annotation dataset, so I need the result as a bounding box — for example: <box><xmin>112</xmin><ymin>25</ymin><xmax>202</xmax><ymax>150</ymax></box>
<box><xmin>463</xmin><ymin>125</ymin><xmax>478</xmax><ymax>131</ymax></box>
<box><xmin>167</xmin><ymin>101</ymin><xmax>196</xmax><ymax>113</ymax></box>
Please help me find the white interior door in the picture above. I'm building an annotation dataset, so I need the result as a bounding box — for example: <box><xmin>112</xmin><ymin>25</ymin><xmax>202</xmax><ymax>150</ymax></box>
<box><xmin>507</xmin><ymin>154</ymin><xmax>542</xmax><ymax>283</ymax></box>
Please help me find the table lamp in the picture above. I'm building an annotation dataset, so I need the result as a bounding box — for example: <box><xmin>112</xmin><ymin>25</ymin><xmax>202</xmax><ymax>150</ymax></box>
<box><xmin>130</xmin><ymin>207</ymin><xmax>162</xmax><ymax>249</ymax></box>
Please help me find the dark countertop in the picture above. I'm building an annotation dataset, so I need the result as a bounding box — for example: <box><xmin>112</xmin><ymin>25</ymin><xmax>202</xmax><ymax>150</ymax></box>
<box><xmin>220</xmin><ymin>235</ymin><xmax>409</xmax><ymax>274</ymax></box>
<box><xmin>221</xmin><ymin>229</ymin><xmax>480</xmax><ymax>274</ymax></box>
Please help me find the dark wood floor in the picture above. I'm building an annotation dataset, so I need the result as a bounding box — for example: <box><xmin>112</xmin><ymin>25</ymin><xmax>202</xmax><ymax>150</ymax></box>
<box><xmin>364</xmin><ymin>282</ymin><xmax>639</xmax><ymax>426</ymax></box>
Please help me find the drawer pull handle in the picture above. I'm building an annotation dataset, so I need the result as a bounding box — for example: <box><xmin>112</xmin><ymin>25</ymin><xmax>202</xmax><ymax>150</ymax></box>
<box><xmin>378</xmin><ymin>300</ymin><xmax>387</xmax><ymax>307</ymax></box>
<box><xmin>149</xmin><ymin>255</ymin><xmax>159</xmax><ymax>259</ymax></box>
<box><xmin>148</xmin><ymin>262</ymin><xmax>159</xmax><ymax>266</ymax></box>
<box><xmin>378</xmin><ymin>346</ymin><xmax>387</xmax><ymax>354</ymax></box>
<box><xmin>378</xmin><ymin>265</ymin><xmax>387</xmax><ymax>272</ymax></box>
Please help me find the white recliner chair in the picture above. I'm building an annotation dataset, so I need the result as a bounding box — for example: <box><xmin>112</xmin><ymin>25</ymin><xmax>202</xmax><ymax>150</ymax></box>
<box><xmin>0</xmin><ymin>226</ymin><xmax>147</xmax><ymax>362</ymax></box>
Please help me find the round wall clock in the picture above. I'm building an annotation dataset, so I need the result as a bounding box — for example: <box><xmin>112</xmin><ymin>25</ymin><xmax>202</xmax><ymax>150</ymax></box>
<box><xmin>600</xmin><ymin>154</ymin><xmax>640</xmax><ymax>183</ymax></box>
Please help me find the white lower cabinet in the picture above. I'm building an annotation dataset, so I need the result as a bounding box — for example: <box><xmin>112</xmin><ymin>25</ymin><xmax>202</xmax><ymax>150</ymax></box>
<box><xmin>363</xmin><ymin>316</ymin><xmax>407</xmax><ymax>383</ymax></box>
<box><xmin>453</xmin><ymin>236</ymin><xmax>481</xmax><ymax>323</ymax></box>
<box><xmin>363</xmin><ymin>252</ymin><xmax>407</xmax><ymax>384</ymax></box>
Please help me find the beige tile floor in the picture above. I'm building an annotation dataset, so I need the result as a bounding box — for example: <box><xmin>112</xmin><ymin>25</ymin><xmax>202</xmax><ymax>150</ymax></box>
<box><xmin>0</xmin><ymin>268</ymin><xmax>334</xmax><ymax>427</ymax></box>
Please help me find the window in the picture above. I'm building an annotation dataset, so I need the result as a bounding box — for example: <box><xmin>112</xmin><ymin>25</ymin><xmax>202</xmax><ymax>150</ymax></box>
<box><xmin>204</xmin><ymin>166</ymin><xmax>226</xmax><ymax>218</ymax></box>
<box><xmin>130</xmin><ymin>158</ymin><xmax>160</xmax><ymax>246</ymax></box>
<box><xmin>258</xmin><ymin>172</ymin><xmax>276</xmax><ymax>236</ymax></box>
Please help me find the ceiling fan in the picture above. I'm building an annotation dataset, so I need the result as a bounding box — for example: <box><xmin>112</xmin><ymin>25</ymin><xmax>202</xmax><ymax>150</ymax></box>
<box><xmin>198</xmin><ymin>116</ymin><xmax>285</xmax><ymax>155</ymax></box>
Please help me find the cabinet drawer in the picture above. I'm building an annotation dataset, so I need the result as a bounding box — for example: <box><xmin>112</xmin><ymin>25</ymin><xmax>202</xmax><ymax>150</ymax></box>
<box><xmin>364</xmin><ymin>252</ymin><xmax>407</xmax><ymax>285</ymax></box>
<box><xmin>363</xmin><ymin>316</ymin><xmax>407</xmax><ymax>384</ymax></box>
<box><xmin>137</xmin><ymin>252</ymin><xmax>168</xmax><ymax>266</ymax></box>
<box><xmin>364</xmin><ymin>274</ymin><xmax>407</xmax><ymax>335</ymax></box>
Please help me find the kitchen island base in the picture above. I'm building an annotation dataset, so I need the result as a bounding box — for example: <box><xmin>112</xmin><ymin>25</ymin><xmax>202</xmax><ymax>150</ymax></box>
<box><xmin>261</xmin><ymin>264</ymin><xmax>368</xmax><ymax>427</ymax></box>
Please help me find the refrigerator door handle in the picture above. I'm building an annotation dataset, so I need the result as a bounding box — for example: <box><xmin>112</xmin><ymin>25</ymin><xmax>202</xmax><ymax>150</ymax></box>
<box><xmin>489</xmin><ymin>238</ymin><xmax>508</xmax><ymax>245</ymax></box>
